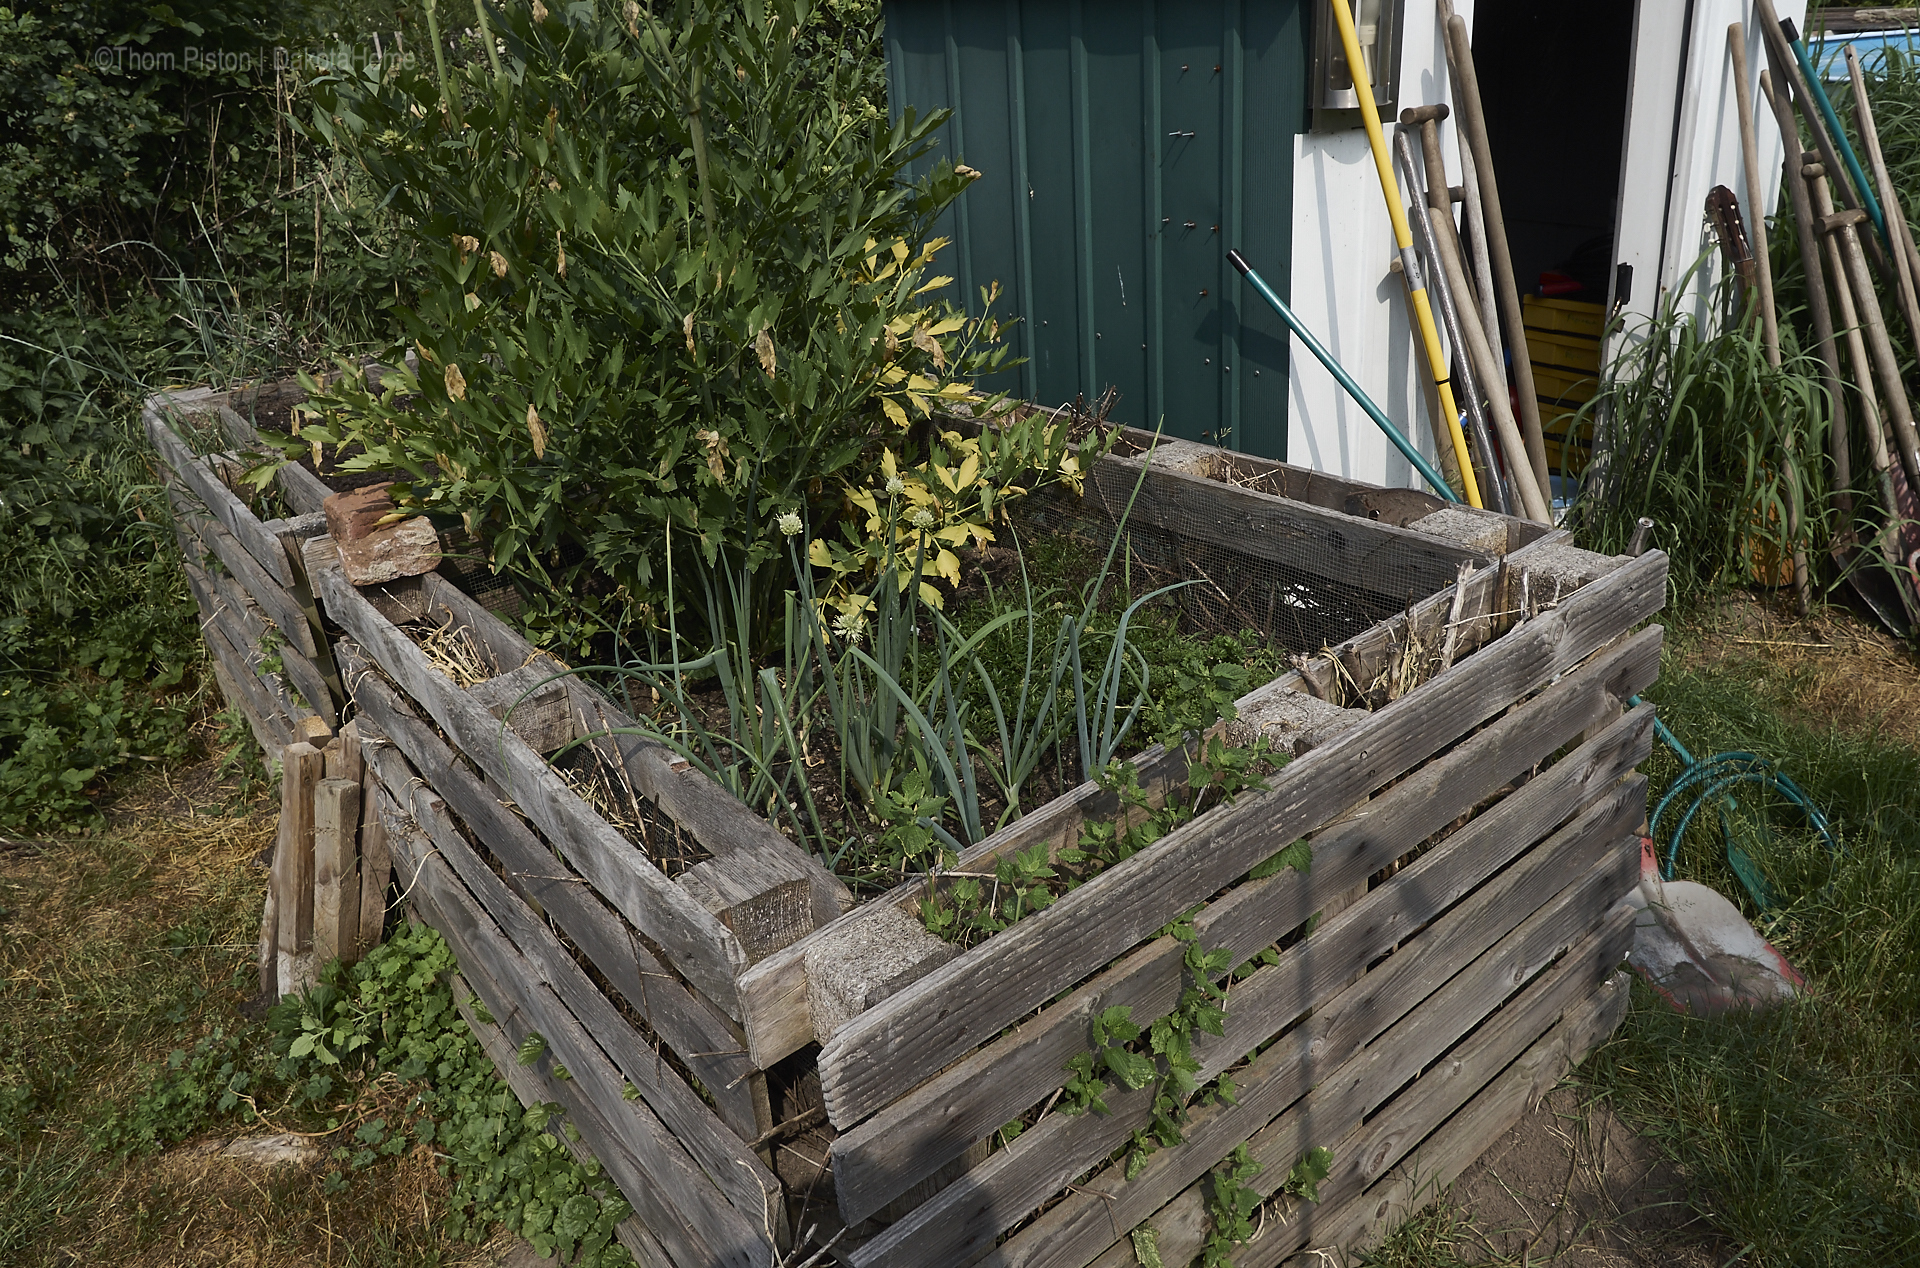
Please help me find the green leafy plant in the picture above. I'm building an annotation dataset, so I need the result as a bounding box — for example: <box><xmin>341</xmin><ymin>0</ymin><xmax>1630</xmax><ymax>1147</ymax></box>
<box><xmin>1200</xmin><ymin>1144</ymin><xmax>1264</xmax><ymax>1268</ymax></box>
<box><xmin>290</xmin><ymin>0</ymin><xmax>1012</xmax><ymax>639</ymax></box>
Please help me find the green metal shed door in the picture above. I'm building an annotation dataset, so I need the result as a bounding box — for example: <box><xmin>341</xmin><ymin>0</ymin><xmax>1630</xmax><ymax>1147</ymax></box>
<box><xmin>884</xmin><ymin>0</ymin><xmax>1305</xmax><ymax>458</ymax></box>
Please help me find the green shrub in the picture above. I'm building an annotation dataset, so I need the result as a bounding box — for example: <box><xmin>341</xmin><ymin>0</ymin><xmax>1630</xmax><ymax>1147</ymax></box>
<box><xmin>288</xmin><ymin>0</ymin><xmax>1006</xmax><ymax>647</ymax></box>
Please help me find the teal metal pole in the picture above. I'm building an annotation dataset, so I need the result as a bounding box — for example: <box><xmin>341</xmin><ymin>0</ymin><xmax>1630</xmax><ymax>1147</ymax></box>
<box><xmin>1786</xmin><ymin>18</ymin><xmax>1889</xmax><ymax>248</ymax></box>
<box><xmin>1227</xmin><ymin>249</ymin><xmax>1460</xmax><ymax>503</ymax></box>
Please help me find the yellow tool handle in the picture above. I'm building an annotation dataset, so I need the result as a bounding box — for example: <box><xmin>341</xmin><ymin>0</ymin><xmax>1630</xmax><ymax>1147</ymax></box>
<box><xmin>1329</xmin><ymin>0</ymin><xmax>1484</xmax><ymax>509</ymax></box>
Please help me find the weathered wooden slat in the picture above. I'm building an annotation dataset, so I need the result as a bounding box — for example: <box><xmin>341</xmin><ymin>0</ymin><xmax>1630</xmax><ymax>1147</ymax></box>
<box><xmin>198</xmin><ymin>617</ymin><xmax>294</xmax><ymax>755</ymax></box>
<box><xmin>1076</xmin><ymin>905</ymin><xmax>1635</xmax><ymax>1268</ymax></box>
<box><xmin>310</xmin><ymin>537</ymin><xmax>749</xmax><ymax>1014</ymax></box>
<box><xmin>375</xmin><ymin>788</ymin><xmax>775</xmax><ymax>1268</ymax></box>
<box><xmin>817</xmin><ymin>551</ymin><xmax>1665</xmax><ymax>1129</ymax></box>
<box><xmin>165</xmin><ymin>484</ymin><xmax>318</xmax><ymax>659</ymax></box>
<box><xmin>343</xmin><ymin>647</ymin><xmax>761</xmax><ymax>1136</ymax></box>
<box><xmin>450</xmin><ymin>976</ymin><xmax>678</xmax><ymax>1268</ymax></box>
<box><xmin>185</xmin><ymin>558</ymin><xmax>334</xmax><ymax>737</ymax></box>
<box><xmin>362</xmin><ymin>739</ymin><xmax>784</xmax><ymax>1229</ymax></box>
<box><xmin>414</xmin><ymin>571</ymin><xmax>852</xmax><ymax>929</ymax></box>
<box><xmin>1087</xmin><ymin>450</ymin><xmax>1487</xmax><ymax>604</ymax></box>
<box><xmin>312</xmin><ymin>777</ymin><xmax>361</xmax><ymax>968</ymax></box>
<box><xmin>354</xmin><ymin>781</ymin><xmax>391</xmax><ymax>959</ymax></box>
<box><xmin>961</xmin><ymin>797</ymin><xmax>1642</xmax><ymax>1268</ymax></box>
<box><xmin>182</xmin><ymin>548</ymin><xmax>338</xmax><ymax>729</ymax></box>
<box><xmin>831</xmin><ymin>634</ymin><xmax>1657</xmax><ymax>1230</ymax></box>
<box><xmin>273</xmin><ymin>742</ymin><xmax>325</xmax><ymax>996</ymax></box>
<box><xmin>1277</xmin><ymin>973</ymin><xmax>1630</xmax><ymax>1266</ymax></box>
<box><xmin>144</xmin><ymin>408</ymin><xmax>298</xmax><ymax>588</ymax></box>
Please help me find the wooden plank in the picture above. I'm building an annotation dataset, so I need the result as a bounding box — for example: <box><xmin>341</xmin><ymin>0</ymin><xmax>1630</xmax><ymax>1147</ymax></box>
<box><xmin>1283</xmin><ymin>973</ymin><xmax>1630</xmax><ymax>1265</ymax></box>
<box><xmin>354</xmin><ymin>783</ymin><xmax>391</xmax><ymax>959</ymax></box>
<box><xmin>200</xmin><ymin>620</ymin><xmax>293</xmax><ymax>757</ymax></box>
<box><xmin>184</xmin><ymin>544</ymin><xmax>337</xmax><ymax>728</ymax></box>
<box><xmin>185</xmin><ymin>558</ymin><xmax>332</xmax><ymax>735</ymax></box>
<box><xmin>383</xmin><ymin>794</ymin><xmax>775</xmax><ymax>1267</ymax></box>
<box><xmin>416</xmin><ymin>571</ymin><xmax>852</xmax><ymax>928</ymax></box>
<box><xmin>816</xmin><ymin>551</ymin><xmax>1665</xmax><ymax>1129</ymax></box>
<box><xmin>143</xmin><ymin>408</ymin><xmax>297</xmax><ymax>588</ymax></box>
<box><xmin>449</xmin><ymin>975</ymin><xmax>678</xmax><ymax>1268</ymax></box>
<box><xmin>165</xmin><ymin>483</ymin><xmax>319</xmax><ymax>659</ymax></box>
<box><xmin>309</xmin><ymin>537</ymin><xmax>749</xmax><ymax>1015</ymax></box>
<box><xmin>272</xmin><ymin>742</ymin><xmax>325</xmax><ymax>996</ymax></box>
<box><xmin>344</xmin><ymin>656</ymin><xmax>762</xmax><ymax>1138</ymax></box>
<box><xmin>257</xmin><ymin>885</ymin><xmax>278</xmax><ymax>998</ymax></box>
<box><xmin>833</xmin><ymin>648</ymin><xmax>1656</xmax><ymax>1226</ymax></box>
<box><xmin>377</xmin><ymin>793</ymin><xmax>771</xmax><ymax>1268</ymax></box>
<box><xmin>846</xmin><ymin>734</ymin><xmax>1649</xmax><ymax>1259</ymax></box>
<box><xmin>362</xmin><ymin>737</ymin><xmax>784</xmax><ymax>1228</ymax></box>
<box><xmin>1087</xmin><ymin>450</ymin><xmax>1486</xmax><ymax>603</ymax></box>
<box><xmin>312</xmin><ymin>777</ymin><xmax>361</xmax><ymax>968</ymax></box>
<box><xmin>1078</xmin><ymin>905</ymin><xmax>1635</xmax><ymax>1268</ymax></box>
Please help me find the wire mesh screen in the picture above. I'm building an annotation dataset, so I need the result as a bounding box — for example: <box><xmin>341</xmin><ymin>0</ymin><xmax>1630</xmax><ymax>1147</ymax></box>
<box><xmin>1017</xmin><ymin>471</ymin><xmax>1455</xmax><ymax>656</ymax></box>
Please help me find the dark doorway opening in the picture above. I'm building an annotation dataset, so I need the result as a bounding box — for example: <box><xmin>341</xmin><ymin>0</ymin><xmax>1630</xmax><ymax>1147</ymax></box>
<box><xmin>1471</xmin><ymin>0</ymin><xmax>1636</xmax><ymax>305</ymax></box>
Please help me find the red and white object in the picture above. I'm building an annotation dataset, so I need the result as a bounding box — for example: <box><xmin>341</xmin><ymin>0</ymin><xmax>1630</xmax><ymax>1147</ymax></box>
<box><xmin>1624</xmin><ymin>837</ymin><xmax>1804</xmax><ymax>1014</ymax></box>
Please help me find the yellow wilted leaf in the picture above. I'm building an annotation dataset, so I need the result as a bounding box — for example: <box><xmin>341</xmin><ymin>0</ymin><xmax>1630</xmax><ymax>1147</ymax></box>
<box><xmin>911</xmin><ymin>275</ymin><xmax>955</xmax><ymax>296</ymax></box>
<box><xmin>935</xmin><ymin>549</ymin><xmax>961</xmax><ymax>585</ymax></box>
<box><xmin>683</xmin><ymin>312</ymin><xmax>696</xmax><ymax>353</ymax></box>
<box><xmin>464</xmin><ymin>292</ymin><xmax>481</xmax><ymax>311</ymax></box>
<box><xmin>956</xmin><ymin>451</ymin><xmax>980</xmax><ymax>488</ymax></box>
<box><xmin>756</xmin><ymin>326</ymin><xmax>776</xmax><ymax>377</ymax></box>
<box><xmin>881</xmin><ymin>449</ymin><xmax>900</xmax><ymax>480</ymax></box>
<box><xmin>918</xmin><ymin>581</ymin><xmax>945</xmax><ymax>608</ymax></box>
<box><xmin>808</xmin><ymin>538</ymin><xmax>833</xmax><ymax>567</ymax></box>
<box><xmin>445</xmin><ymin>363</ymin><xmax>467</xmax><ymax>401</ymax></box>
<box><xmin>373</xmin><ymin>510</ymin><xmax>410</xmax><ymax>527</ymax></box>
<box><xmin>454</xmin><ymin>234</ymin><xmax>480</xmax><ymax>257</ymax></box>
<box><xmin>695</xmin><ymin>428</ymin><xmax>730</xmax><ymax>481</ymax></box>
<box><xmin>884</xmin><ymin>327</ymin><xmax>899</xmax><ymax>360</ymax></box>
<box><xmin>934</xmin><ymin>524</ymin><xmax>972</xmax><ymax>546</ymax></box>
<box><xmin>890</xmin><ymin>239</ymin><xmax>909</xmax><ymax>265</ymax></box>
<box><xmin>880</xmin><ymin>395</ymin><xmax>908</xmax><ymax>428</ymax></box>
<box><xmin>927</xmin><ymin>315</ymin><xmax>966</xmax><ymax>335</ymax></box>
<box><xmin>526</xmin><ymin>403</ymin><xmax>547</xmax><ymax>458</ymax></box>
<box><xmin>910</xmin><ymin>325</ymin><xmax>945</xmax><ymax>371</ymax></box>
<box><xmin>556</xmin><ymin>232</ymin><xmax>566</xmax><ymax>278</ymax></box>
<box><xmin>490</xmin><ymin>250</ymin><xmax>509</xmax><ymax>278</ymax></box>
<box><xmin>415</xmin><ymin>340</ymin><xmax>437</xmax><ymax>365</ymax></box>
<box><xmin>531</xmin><ymin>0</ymin><xmax>547</xmax><ymax>19</ymax></box>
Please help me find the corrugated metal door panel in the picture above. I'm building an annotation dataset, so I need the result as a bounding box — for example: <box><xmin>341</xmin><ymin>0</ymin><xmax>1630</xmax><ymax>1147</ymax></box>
<box><xmin>885</xmin><ymin>0</ymin><xmax>1305</xmax><ymax>458</ymax></box>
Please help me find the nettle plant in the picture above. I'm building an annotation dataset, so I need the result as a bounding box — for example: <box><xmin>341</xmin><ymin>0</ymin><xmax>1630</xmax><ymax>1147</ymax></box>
<box><xmin>286</xmin><ymin>0</ymin><xmax>1066</xmax><ymax>645</ymax></box>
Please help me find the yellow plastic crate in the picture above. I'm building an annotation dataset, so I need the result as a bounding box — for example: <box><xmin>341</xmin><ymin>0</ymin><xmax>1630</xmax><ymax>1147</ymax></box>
<box><xmin>1521</xmin><ymin>295</ymin><xmax>1607</xmax><ymax>338</ymax></box>
<box><xmin>1523</xmin><ymin>327</ymin><xmax>1602</xmax><ymax>375</ymax></box>
<box><xmin>1532</xmin><ymin>363</ymin><xmax>1599</xmax><ymax>406</ymax></box>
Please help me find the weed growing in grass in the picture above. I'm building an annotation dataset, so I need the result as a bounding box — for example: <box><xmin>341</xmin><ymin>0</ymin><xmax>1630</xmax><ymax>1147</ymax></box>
<box><xmin>1587</xmin><ymin>614</ymin><xmax>1920</xmax><ymax>1263</ymax></box>
<box><xmin>105</xmin><ymin>921</ymin><xmax>634</xmax><ymax>1265</ymax></box>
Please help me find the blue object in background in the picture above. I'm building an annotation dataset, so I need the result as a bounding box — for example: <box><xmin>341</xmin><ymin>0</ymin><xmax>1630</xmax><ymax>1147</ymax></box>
<box><xmin>883</xmin><ymin>1</ymin><xmax>1309</xmax><ymax>459</ymax></box>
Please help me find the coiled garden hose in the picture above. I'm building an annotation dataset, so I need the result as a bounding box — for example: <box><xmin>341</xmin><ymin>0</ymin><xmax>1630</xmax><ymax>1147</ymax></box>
<box><xmin>1635</xmin><ymin>696</ymin><xmax>1840</xmax><ymax>912</ymax></box>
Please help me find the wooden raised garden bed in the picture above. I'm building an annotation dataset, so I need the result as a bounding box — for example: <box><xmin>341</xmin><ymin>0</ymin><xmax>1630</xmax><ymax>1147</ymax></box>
<box><xmin>151</xmin><ymin>387</ymin><xmax>1669</xmax><ymax>1267</ymax></box>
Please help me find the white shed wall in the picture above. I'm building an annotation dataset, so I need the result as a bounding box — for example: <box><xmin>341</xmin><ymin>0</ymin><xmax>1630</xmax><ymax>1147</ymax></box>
<box><xmin>1286</xmin><ymin>0</ymin><xmax>1806</xmax><ymax>492</ymax></box>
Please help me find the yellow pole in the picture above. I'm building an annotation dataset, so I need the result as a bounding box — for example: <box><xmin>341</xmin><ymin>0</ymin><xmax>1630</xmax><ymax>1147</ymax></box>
<box><xmin>1329</xmin><ymin>0</ymin><xmax>1484</xmax><ymax>508</ymax></box>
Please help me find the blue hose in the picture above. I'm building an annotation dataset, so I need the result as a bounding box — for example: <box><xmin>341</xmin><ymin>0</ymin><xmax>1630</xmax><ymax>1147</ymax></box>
<box><xmin>1634</xmin><ymin>695</ymin><xmax>1839</xmax><ymax>911</ymax></box>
